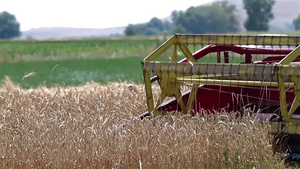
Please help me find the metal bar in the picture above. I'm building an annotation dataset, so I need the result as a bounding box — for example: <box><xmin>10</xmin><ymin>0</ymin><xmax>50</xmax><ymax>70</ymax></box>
<box><xmin>279</xmin><ymin>45</ymin><xmax>300</xmax><ymax>65</ymax></box>
<box><xmin>175</xmin><ymin>77</ymin><xmax>294</xmax><ymax>87</ymax></box>
<box><xmin>224</xmin><ymin>51</ymin><xmax>229</xmax><ymax>63</ymax></box>
<box><xmin>285</xmin><ymin>123</ymin><xmax>300</xmax><ymax>133</ymax></box>
<box><xmin>270</xmin><ymin>122</ymin><xmax>300</xmax><ymax>134</ymax></box>
<box><xmin>217</xmin><ymin>52</ymin><xmax>221</xmax><ymax>63</ymax></box>
<box><xmin>174</xmin><ymin>91</ymin><xmax>186</xmax><ymax>113</ymax></box>
<box><xmin>143</xmin><ymin>62</ymin><xmax>273</xmax><ymax>75</ymax></box>
<box><xmin>288</xmin><ymin>77</ymin><xmax>300</xmax><ymax>117</ymax></box>
<box><xmin>144</xmin><ymin>35</ymin><xmax>176</xmax><ymax>61</ymax></box>
<box><xmin>186</xmin><ymin>84</ymin><xmax>199</xmax><ymax>114</ymax></box>
<box><xmin>178</xmin><ymin>44</ymin><xmax>197</xmax><ymax>62</ymax></box>
<box><xmin>193</xmin><ymin>45</ymin><xmax>292</xmax><ymax>61</ymax></box>
<box><xmin>143</xmin><ymin>70</ymin><xmax>154</xmax><ymax>113</ymax></box>
<box><xmin>176</xmin><ymin>34</ymin><xmax>300</xmax><ymax>46</ymax></box>
<box><xmin>171</xmin><ymin>44</ymin><xmax>177</xmax><ymax>62</ymax></box>
<box><xmin>143</xmin><ymin>61</ymin><xmax>300</xmax><ymax>77</ymax></box>
<box><xmin>153</xmin><ymin>92</ymin><xmax>167</xmax><ymax>116</ymax></box>
<box><xmin>277</xmin><ymin>66</ymin><xmax>290</xmax><ymax>122</ymax></box>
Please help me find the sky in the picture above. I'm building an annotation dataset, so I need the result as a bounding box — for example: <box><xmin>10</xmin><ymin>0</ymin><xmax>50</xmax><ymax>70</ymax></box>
<box><xmin>0</xmin><ymin>0</ymin><xmax>215</xmax><ymax>31</ymax></box>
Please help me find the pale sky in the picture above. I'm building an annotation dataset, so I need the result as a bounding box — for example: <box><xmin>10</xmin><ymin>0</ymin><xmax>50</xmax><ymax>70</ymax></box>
<box><xmin>0</xmin><ymin>0</ymin><xmax>215</xmax><ymax>31</ymax></box>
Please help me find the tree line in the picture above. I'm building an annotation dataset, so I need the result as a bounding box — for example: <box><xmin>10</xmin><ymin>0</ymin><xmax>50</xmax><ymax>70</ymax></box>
<box><xmin>1</xmin><ymin>0</ymin><xmax>300</xmax><ymax>39</ymax></box>
<box><xmin>124</xmin><ymin>0</ymin><xmax>300</xmax><ymax>36</ymax></box>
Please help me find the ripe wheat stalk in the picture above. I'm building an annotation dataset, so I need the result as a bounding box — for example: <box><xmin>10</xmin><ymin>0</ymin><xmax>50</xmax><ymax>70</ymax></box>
<box><xmin>0</xmin><ymin>78</ymin><xmax>284</xmax><ymax>168</ymax></box>
<box><xmin>21</xmin><ymin>71</ymin><xmax>37</xmax><ymax>80</ymax></box>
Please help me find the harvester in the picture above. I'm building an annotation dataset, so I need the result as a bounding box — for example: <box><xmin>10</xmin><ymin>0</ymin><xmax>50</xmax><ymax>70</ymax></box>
<box><xmin>140</xmin><ymin>34</ymin><xmax>300</xmax><ymax>160</ymax></box>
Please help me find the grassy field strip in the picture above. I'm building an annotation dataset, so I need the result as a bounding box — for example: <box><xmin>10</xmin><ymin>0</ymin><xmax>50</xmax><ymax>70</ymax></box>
<box><xmin>0</xmin><ymin>38</ymin><xmax>160</xmax><ymax>62</ymax></box>
<box><xmin>0</xmin><ymin>57</ymin><xmax>144</xmax><ymax>88</ymax></box>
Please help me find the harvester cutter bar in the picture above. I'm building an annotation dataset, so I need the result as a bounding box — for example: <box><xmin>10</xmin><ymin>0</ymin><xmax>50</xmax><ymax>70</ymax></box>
<box><xmin>143</xmin><ymin>61</ymin><xmax>300</xmax><ymax>78</ymax></box>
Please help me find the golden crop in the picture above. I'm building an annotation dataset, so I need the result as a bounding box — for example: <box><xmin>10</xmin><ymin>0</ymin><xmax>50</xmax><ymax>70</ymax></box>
<box><xmin>0</xmin><ymin>78</ymin><xmax>284</xmax><ymax>168</ymax></box>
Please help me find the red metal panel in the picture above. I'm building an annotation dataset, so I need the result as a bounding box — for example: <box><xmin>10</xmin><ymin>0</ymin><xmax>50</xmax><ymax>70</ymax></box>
<box><xmin>158</xmin><ymin>85</ymin><xmax>297</xmax><ymax>116</ymax></box>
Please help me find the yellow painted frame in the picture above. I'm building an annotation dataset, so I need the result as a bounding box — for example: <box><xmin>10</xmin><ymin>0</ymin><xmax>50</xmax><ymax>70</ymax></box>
<box><xmin>142</xmin><ymin>34</ymin><xmax>300</xmax><ymax>133</ymax></box>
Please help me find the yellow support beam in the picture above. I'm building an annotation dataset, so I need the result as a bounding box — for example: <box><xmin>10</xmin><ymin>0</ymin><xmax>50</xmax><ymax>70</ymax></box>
<box><xmin>178</xmin><ymin>44</ymin><xmax>197</xmax><ymax>63</ymax></box>
<box><xmin>277</xmin><ymin>74</ymin><xmax>290</xmax><ymax>122</ymax></box>
<box><xmin>186</xmin><ymin>84</ymin><xmax>199</xmax><ymax>114</ymax></box>
<box><xmin>153</xmin><ymin>92</ymin><xmax>167</xmax><ymax>116</ymax></box>
<box><xmin>270</xmin><ymin>122</ymin><xmax>300</xmax><ymax>135</ymax></box>
<box><xmin>171</xmin><ymin>44</ymin><xmax>177</xmax><ymax>62</ymax></box>
<box><xmin>143</xmin><ymin>70</ymin><xmax>154</xmax><ymax>113</ymax></box>
<box><xmin>143</xmin><ymin>61</ymin><xmax>300</xmax><ymax>77</ymax></box>
<box><xmin>175</xmin><ymin>77</ymin><xmax>294</xmax><ymax>87</ymax></box>
<box><xmin>176</xmin><ymin>34</ymin><xmax>300</xmax><ymax>46</ymax></box>
<box><xmin>279</xmin><ymin>45</ymin><xmax>300</xmax><ymax>65</ymax></box>
<box><xmin>277</xmin><ymin>46</ymin><xmax>300</xmax><ymax>123</ymax></box>
<box><xmin>288</xmin><ymin>77</ymin><xmax>300</xmax><ymax>117</ymax></box>
<box><xmin>144</xmin><ymin>35</ymin><xmax>176</xmax><ymax>61</ymax></box>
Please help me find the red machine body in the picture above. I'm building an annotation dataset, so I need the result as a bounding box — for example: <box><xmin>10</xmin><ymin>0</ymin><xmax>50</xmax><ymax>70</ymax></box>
<box><xmin>154</xmin><ymin>45</ymin><xmax>300</xmax><ymax>118</ymax></box>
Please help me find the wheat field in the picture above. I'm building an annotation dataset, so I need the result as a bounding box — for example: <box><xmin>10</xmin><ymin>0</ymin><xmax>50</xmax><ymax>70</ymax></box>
<box><xmin>0</xmin><ymin>78</ymin><xmax>285</xmax><ymax>168</ymax></box>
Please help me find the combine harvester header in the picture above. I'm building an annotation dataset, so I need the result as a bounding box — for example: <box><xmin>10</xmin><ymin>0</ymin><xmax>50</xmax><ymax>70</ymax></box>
<box><xmin>141</xmin><ymin>34</ymin><xmax>300</xmax><ymax>160</ymax></box>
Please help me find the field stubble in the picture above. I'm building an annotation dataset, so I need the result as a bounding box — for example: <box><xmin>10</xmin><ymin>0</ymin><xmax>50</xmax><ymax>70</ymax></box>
<box><xmin>0</xmin><ymin>78</ymin><xmax>285</xmax><ymax>168</ymax></box>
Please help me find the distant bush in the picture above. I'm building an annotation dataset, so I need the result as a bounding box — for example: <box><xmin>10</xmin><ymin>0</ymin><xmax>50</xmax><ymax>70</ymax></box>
<box><xmin>125</xmin><ymin>17</ymin><xmax>172</xmax><ymax>36</ymax></box>
<box><xmin>293</xmin><ymin>14</ymin><xmax>300</xmax><ymax>30</ymax></box>
<box><xmin>0</xmin><ymin>11</ymin><xmax>21</xmax><ymax>39</ymax></box>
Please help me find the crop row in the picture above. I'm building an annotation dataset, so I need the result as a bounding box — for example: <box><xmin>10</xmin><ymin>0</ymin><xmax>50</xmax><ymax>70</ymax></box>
<box><xmin>0</xmin><ymin>38</ymin><xmax>161</xmax><ymax>62</ymax></box>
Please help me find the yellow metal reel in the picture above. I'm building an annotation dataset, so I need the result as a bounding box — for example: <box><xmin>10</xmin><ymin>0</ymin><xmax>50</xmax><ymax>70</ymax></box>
<box><xmin>142</xmin><ymin>34</ymin><xmax>300</xmax><ymax>128</ymax></box>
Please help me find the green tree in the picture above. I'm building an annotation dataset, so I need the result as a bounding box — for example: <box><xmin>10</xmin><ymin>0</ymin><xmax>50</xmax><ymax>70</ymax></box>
<box><xmin>124</xmin><ymin>23</ymin><xmax>145</xmax><ymax>36</ymax></box>
<box><xmin>124</xmin><ymin>24</ymin><xmax>136</xmax><ymax>36</ymax></box>
<box><xmin>171</xmin><ymin>10</ymin><xmax>179</xmax><ymax>23</ymax></box>
<box><xmin>124</xmin><ymin>17</ymin><xmax>171</xmax><ymax>36</ymax></box>
<box><xmin>147</xmin><ymin>18</ymin><xmax>164</xmax><ymax>31</ymax></box>
<box><xmin>144</xmin><ymin>17</ymin><xmax>165</xmax><ymax>35</ymax></box>
<box><xmin>173</xmin><ymin>1</ymin><xmax>240</xmax><ymax>34</ymax></box>
<box><xmin>243</xmin><ymin>0</ymin><xmax>275</xmax><ymax>31</ymax></box>
<box><xmin>293</xmin><ymin>14</ymin><xmax>300</xmax><ymax>30</ymax></box>
<box><xmin>163</xmin><ymin>20</ymin><xmax>173</xmax><ymax>33</ymax></box>
<box><xmin>0</xmin><ymin>11</ymin><xmax>21</xmax><ymax>39</ymax></box>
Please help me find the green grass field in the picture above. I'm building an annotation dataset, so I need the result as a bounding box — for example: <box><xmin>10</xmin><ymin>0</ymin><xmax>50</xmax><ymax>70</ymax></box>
<box><xmin>0</xmin><ymin>37</ymin><xmax>161</xmax><ymax>88</ymax></box>
<box><xmin>0</xmin><ymin>57</ymin><xmax>144</xmax><ymax>88</ymax></box>
<box><xmin>0</xmin><ymin>38</ymin><xmax>160</xmax><ymax>61</ymax></box>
